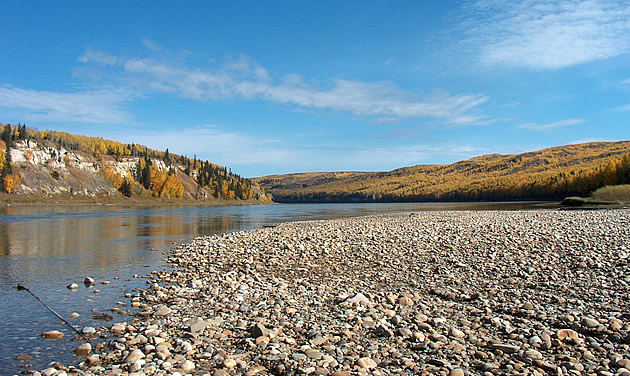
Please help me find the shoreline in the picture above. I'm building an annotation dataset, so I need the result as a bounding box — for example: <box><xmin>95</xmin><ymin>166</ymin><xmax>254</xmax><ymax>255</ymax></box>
<box><xmin>29</xmin><ymin>210</ymin><xmax>630</xmax><ymax>375</ymax></box>
<box><xmin>0</xmin><ymin>197</ymin><xmax>274</xmax><ymax>208</ymax></box>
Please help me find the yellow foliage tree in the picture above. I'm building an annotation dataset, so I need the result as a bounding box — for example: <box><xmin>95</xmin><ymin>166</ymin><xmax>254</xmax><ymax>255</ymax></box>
<box><xmin>159</xmin><ymin>172</ymin><xmax>185</xmax><ymax>198</ymax></box>
<box><xmin>102</xmin><ymin>164</ymin><xmax>125</xmax><ymax>190</ymax></box>
<box><xmin>3</xmin><ymin>173</ymin><xmax>20</xmax><ymax>194</ymax></box>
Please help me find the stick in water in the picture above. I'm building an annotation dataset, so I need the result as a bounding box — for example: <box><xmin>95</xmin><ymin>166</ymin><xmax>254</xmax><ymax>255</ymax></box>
<box><xmin>16</xmin><ymin>284</ymin><xmax>89</xmax><ymax>340</ymax></box>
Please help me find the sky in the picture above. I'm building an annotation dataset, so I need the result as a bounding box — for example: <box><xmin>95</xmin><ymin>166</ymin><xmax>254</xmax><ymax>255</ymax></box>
<box><xmin>1</xmin><ymin>1</ymin><xmax>629</xmax><ymax>177</ymax></box>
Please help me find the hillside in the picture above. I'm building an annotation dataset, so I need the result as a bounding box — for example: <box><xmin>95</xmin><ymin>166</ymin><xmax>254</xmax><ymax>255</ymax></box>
<box><xmin>255</xmin><ymin>141</ymin><xmax>630</xmax><ymax>202</ymax></box>
<box><xmin>0</xmin><ymin>123</ymin><xmax>270</xmax><ymax>203</ymax></box>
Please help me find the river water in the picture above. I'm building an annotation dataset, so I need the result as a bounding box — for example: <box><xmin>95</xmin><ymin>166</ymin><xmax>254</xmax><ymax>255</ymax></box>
<box><xmin>0</xmin><ymin>201</ymin><xmax>551</xmax><ymax>374</ymax></box>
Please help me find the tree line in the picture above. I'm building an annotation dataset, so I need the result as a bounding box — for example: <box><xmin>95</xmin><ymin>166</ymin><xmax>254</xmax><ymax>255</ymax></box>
<box><xmin>269</xmin><ymin>147</ymin><xmax>630</xmax><ymax>203</ymax></box>
<box><xmin>0</xmin><ymin>123</ymin><xmax>261</xmax><ymax>200</ymax></box>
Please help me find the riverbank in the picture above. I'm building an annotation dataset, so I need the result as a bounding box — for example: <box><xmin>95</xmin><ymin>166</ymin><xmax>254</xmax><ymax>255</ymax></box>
<box><xmin>32</xmin><ymin>210</ymin><xmax>629</xmax><ymax>375</ymax></box>
<box><xmin>0</xmin><ymin>195</ymin><xmax>272</xmax><ymax>207</ymax></box>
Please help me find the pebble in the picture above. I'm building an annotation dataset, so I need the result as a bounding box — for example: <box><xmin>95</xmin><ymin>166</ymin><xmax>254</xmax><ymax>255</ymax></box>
<box><xmin>36</xmin><ymin>211</ymin><xmax>630</xmax><ymax>376</ymax></box>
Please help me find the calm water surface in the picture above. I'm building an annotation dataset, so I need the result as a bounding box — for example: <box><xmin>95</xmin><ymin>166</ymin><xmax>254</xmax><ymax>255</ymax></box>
<box><xmin>0</xmin><ymin>202</ymin><xmax>551</xmax><ymax>373</ymax></box>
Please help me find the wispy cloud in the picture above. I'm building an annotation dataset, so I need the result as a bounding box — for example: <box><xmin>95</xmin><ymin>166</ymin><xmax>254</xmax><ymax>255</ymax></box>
<box><xmin>518</xmin><ymin>117</ymin><xmax>585</xmax><ymax>131</ymax></box>
<box><xmin>0</xmin><ymin>84</ymin><xmax>133</xmax><ymax>123</ymax></box>
<box><xmin>463</xmin><ymin>0</ymin><xmax>630</xmax><ymax>69</ymax></box>
<box><xmin>614</xmin><ymin>104</ymin><xmax>630</xmax><ymax>111</ymax></box>
<box><xmin>78</xmin><ymin>51</ymin><xmax>489</xmax><ymax>125</ymax></box>
<box><xmin>117</xmin><ymin>125</ymin><xmax>292</xmax><ymax>170</ymax></box>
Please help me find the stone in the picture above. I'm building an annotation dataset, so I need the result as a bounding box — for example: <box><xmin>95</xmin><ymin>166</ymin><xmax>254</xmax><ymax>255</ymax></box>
<box><xmin>305</xmin><ymin>349</ymin><xmax>324</xmax><ymax>360</ymax></box>
<box><xmin>249</xmin><ymin>323</ymin><xmax>270</xmax><ymax>338</ymax></box>
<box><xmin>73</xmin><ymin>342</ymin><xmax>92</xmax><ymax>357</ymax></box>
<box><xmin>86</xmin><ymin>355</ymin><xmax>101</xmax><ymax>366</ymax></box>
<box><xmin>82</xmin><ymin>326</ymin><xmax>96</xmax><ymax>336</ymax></box>
<box><xmin>16</xmin><ymin>354</ymin><xmax>32</xmax><ymax>360</ymax></box>
<box><xmin>179</xmin><ymin>360</ymin><xmax>195</xmax><ymax>373</ymax></box>
<box><xmin>125</xmin><ymin>349</ymin><xmax>145</xmax><ymax>363</ymax></box>
<box><xmin>344</xmin><ymin>292</ymin><xmax>371</xmax><ymax>306</ymax></box>
<box><xmin>581</xmin><ymin>317</ymin><xmax>599</xmax><ymax>328</ymax></box>
<box><xmin>84</xmin><ymin>277</ymin><xmax>95</xmax><ymax>286</ymax></box>
<box><xmin>529</xmin><ymin>335</ymin><xmax>542</xmax><ymax>345</ymax></box>
<box><xmin>130</xmin><ymin>359</ymin><xmax>145</xmax><ymax>372</ymax></box>
<box><xmin>523</xmin><ymin>349</ymin><xmax>543</xmax><ymax>360</ymax></box>
<box><xmin>223</xmin><ymin>358</ymin><xmax>237</xmax><ymax>368</ymax></box>
<box><xmin>491</xmin><ymin>343</ymin><xmax>520</xmax><ymax>354</ymax></box>
<box><xmin>110</xmin><ymin>323</ymin><xmax>125</xmax><ymax>334</ymax></box>
<box><xmin>184</xmin><ymin>317</ymin><xmax>209</xmax><ymax>334</ymax></box>
<box><xmin>67</xmin><ymin>283</ymin><xmax>79</xmax><ymax>290</ymax></box>
<box><xmin>398</xmin><ymin>296</ymin><xmax>414</xmax><ymax>306</ymax></box>
<box><xmin>68</xmin><ymin>312</ymin><xmax>80</xmax><ymax>318</ymax></box>
<box><xmin>449</xmin><ymin>369</ymin><xmax>465</xmax><ymax>376</ymax></box>
<box><xmin>41</xmin><ymin>330</ymin><xmax>65</xmax><ymax>339</ymax></box>
<box><xmin>154</xmin><ymin>305</ymin><xmax>172</xmax><ymax>316</ymax></box>
<box><xmin>357</xmin><ymin>357</ymin><xmax>378</xmax><ymax>369</ymax></box>
<box><xmin>556</xmin><ymin>328</ymin><xmax>579</xmax><ymax>342</ymax></box>
<box><xmin>449</xmin><ymin>327</ymin><xmax>466</xmax><ymax>338</ymax></box>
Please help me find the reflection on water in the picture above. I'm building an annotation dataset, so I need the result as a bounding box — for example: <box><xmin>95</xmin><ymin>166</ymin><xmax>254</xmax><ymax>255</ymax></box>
<box><xmin>0</xmin><ymin>201</ymin><xmax>552</xmax><ymax>373</ymax></box>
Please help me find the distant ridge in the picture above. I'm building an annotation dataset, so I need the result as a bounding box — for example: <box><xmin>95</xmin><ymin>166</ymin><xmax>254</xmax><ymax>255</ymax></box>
<box><xmin>254</xmin><ymin>141</ymin><xmax>630</xmax><ymax>202</ymax></box>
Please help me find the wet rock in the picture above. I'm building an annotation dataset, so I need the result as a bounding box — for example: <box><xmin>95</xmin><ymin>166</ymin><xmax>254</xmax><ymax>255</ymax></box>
<box><xmin>41</xmin><ymin>330</ymin><xmax>64</xmax><ymax>340</ymax></box>
<box><xmin>73</xmin><ymin>343</ymin><xmax>91</xmax><ymax>357</ymax></box>
<box><xmin>67</xmin><ymin>283</ymin><xmax>78</xmax><ymax>290</ymax></box>
<box><xmin>83</xmin><ymin>277</ymin><xmax>95</xmax><ymax>287</ymax></box>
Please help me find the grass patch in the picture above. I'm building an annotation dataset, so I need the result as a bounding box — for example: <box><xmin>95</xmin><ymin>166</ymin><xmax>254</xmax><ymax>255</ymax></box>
<box><xmin>561</xmin><ymin>184</ymin><xmax>630</xmax><ymax>207</ymax></box>
<box><xmin>590</xmin><ymin>184</ymin><xmax>630</xmax><ymax>202</ymax></box>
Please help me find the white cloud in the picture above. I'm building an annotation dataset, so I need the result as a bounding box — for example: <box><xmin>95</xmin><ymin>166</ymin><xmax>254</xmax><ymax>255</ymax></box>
<box><xmin>614</xmin><ymin>104</ymin><xmax>630</xmax><ymax>111</ymax></box>
<box><xmin>464</xmin><ymin>0</ymin><xmax>630</xmax><ymax>69</ymax></box>
<box><xmin>0</xmin><ymin>84</ymin><xmax>133</xmax><ymax>123</ymax></box>
<box><xmin>518</xmin><ymin>117</ymin><xmax>585</xmax><ymax>130</ymax></box>
<box><xmin>79</xmin><ymin>51</ymin><xmax>489</xmax><ymax>125</ymax></box>
<box><xmin>117</xmin><ymin>126</ymin><xmax>293</xmax><ymax>169</ymax></box>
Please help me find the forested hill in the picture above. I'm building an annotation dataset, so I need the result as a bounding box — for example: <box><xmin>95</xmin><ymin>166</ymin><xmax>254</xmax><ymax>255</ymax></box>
<box><xmin>254</xmin><ymin>141</ymin><xmax>630</xmax><ymax>202</ymax></box>
<box><xmin>0</xmin><ymin>123</ymin><xmax>270</xmax><ymax>202</ymax></box>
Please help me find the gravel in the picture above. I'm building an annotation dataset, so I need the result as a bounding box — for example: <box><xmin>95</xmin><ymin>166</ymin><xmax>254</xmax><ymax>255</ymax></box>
<box><xmin>30</xmin><ymin>210</ymin><xmax>630</xmax><ymax>375</ymax></box>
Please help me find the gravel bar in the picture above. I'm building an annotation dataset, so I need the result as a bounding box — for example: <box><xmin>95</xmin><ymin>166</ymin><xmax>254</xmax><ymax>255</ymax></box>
<box><xmin>36</xmin><ymin>210</ymin><xmax>630</xmax><ymax>376</ymax></box>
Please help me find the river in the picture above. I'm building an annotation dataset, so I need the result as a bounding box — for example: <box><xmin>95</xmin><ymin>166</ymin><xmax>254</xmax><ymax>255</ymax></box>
<box><xmin>0</xmin><ymin>201</ymin><xmax>551</xmax><ymax>374</ymax></box>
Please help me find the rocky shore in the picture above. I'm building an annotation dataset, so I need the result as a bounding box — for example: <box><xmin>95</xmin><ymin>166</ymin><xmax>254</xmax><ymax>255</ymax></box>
<box><xmin>35</xmin><ymin>210</ymin><xmax>630</xmax><ymax>376</ymax></box>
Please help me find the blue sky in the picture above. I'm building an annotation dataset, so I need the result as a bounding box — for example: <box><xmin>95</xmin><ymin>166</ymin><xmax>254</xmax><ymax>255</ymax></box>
<box><xmin>1</xmin><ymin>1</ymin><xmax>629</xmax><ymax>177</ymax></box>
